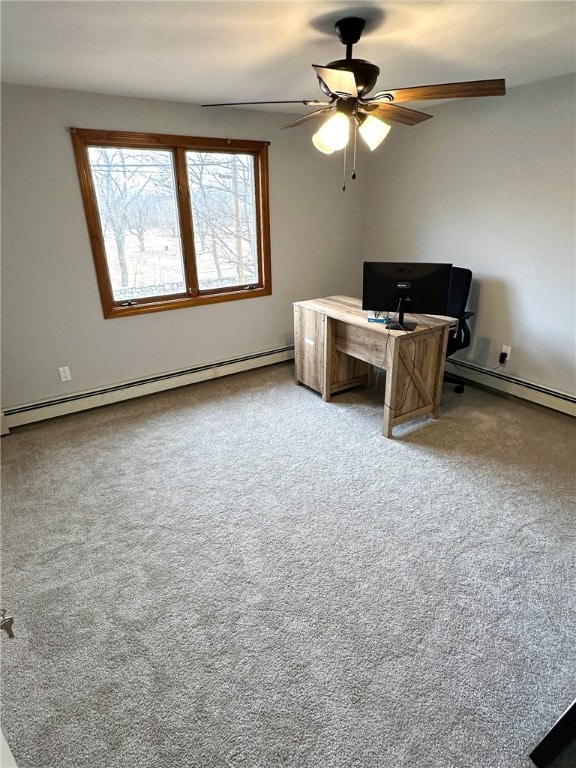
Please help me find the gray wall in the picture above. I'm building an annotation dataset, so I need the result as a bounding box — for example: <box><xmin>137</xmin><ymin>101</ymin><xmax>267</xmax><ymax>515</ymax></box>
<box><xmin>362</xmin><ymin>74</ymin><xmax>576</xmax><ymax>397</ymax></box>
<box><xmin>2</xmin><ymin>75</ymin><xmax>575</xmax><ymax>413</ymax></box>
<box><xmin>1</xmin><ymin>84</ymin><xmax>366</xmax><ymax>408</ymax></box>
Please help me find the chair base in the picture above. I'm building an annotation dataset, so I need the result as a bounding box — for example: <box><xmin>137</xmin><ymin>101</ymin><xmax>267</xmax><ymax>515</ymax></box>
<box><xmin>444</xmin><ymin>371</ymin><xmax>466</xmax><ymax>394</ymax></box>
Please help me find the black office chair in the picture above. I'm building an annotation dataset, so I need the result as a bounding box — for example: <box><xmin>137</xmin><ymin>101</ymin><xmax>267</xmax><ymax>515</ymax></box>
<box><xmin>444</xmin><ymin>267</ymin><xmax>474</xmax><ymax>393</ymax></box>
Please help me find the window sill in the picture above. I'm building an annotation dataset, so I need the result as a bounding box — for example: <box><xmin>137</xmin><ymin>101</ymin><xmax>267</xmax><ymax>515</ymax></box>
<box><xmin>105</xmin><ymin>286</ymin><xmax>272</xmax><ymax>318</ymax></box>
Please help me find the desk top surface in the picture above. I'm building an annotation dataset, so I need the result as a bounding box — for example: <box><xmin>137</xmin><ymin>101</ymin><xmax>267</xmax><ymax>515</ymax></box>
<box><xmin>294</xmin><ymin>295</ymin><xmax>457</xmax><ymax>333</ymax></box>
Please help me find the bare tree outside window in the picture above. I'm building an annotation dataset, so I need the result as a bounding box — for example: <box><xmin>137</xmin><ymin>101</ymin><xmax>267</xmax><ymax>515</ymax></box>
<box><xmin>186</xmin><ymin>151</ymin><xmax>258</xmax><ymax>290</ymax></box>
<box><xmin>88</xmin><ymin>147</ymin><xmax>186</xmax><ymax>301</ymax></box>
<box><xmin>71</xmin><ymin>129</ymin><xmax>271</xmax><ymax>318</ymax></box>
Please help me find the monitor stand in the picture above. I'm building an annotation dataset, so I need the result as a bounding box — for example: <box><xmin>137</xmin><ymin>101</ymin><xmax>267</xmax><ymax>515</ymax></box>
<box><xmin>387</xmin><ymin>321</ymin><xmax>416</xmax><ymax>331</ymax></box>
<box><xmin>387</xmin><ymin>300</ymin><xmax>416</xmax><ymax>331</ymax></box>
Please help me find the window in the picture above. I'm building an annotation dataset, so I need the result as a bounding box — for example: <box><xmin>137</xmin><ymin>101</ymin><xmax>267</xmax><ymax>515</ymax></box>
<box><xmin>71</xmin><ymin>128</ymin><xmax>271</xmax><ymax>318</ymax></box>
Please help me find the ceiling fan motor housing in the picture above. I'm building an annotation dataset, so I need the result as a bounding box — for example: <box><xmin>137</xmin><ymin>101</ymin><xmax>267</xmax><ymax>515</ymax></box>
<box><xmin>335</xmin><ymin>17</ymin><xmax>366</xmax><ymax>45</ymax></box>
<box><xmin>321</xmin><ymin>59</ymin><xmax>380</xmax><ymax>97</ymax></box>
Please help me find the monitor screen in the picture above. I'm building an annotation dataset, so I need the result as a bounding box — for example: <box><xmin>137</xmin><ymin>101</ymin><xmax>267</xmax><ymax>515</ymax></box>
<box><xmin>362</xmin><ymin>262</ymin><xmax>453</xmax><ymax>329</ymax></box>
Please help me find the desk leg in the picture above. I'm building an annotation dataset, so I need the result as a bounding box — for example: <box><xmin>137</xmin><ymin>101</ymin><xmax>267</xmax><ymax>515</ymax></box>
<box><xmin>383</xmin><ymin>408</ymin><xmax>394</xmax><ymax>438</ymax></box>
<box><xmin>431</xmin><ymin>327</ymin><xmax>449</xmax><ymax>418</ymax></box>
<box><xmin>382</xmin><ymin>341</ymin><xmax>400</xmax><ymax>438</ymax></box>
<box><xmin>321</xmin><ymin>315</ymin><xmax>333</xmax><ymax>402</ymax></box>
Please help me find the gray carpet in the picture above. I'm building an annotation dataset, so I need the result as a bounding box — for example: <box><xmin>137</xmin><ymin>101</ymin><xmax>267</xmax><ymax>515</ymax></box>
<box><xmin>1</xmin><ymin>361</ymin><xmax>575</xmax><ymax>768</ymax></box>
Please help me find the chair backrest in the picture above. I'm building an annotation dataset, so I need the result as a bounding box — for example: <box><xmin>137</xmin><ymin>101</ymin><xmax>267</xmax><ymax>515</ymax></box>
<box><xmin>447</xmin><ymin>267</ymin><xmax>472</xmax><ymax>318</ymax></box>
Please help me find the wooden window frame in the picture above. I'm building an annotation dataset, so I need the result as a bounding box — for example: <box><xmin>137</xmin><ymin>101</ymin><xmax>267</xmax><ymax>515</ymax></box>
<box><xmin>71</xmin><ymin>128</ymin><xmax>272</xmax><ymax>318</ymax></box>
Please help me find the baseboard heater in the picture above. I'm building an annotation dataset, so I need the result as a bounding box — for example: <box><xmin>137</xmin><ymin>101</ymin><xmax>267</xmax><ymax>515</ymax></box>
<box><xmin>2</xmin><ymin>346</ymin><xmax>295</xmax><ymax>429</ymax></box>
<box><xmin>445</xmin><ymin>359</ymin><xmax>576</xmax><ymax>416</ymax></box>
<box><xmin>3</xmin><ymin>349</ymin><xmax>573</xmax><ymax>430</ymax></box>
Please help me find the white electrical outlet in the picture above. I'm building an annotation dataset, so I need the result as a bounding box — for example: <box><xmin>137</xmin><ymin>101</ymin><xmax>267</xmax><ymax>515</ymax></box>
<box><xmin>501</xmin><ymin>345</ymin><xmax>512</xmax><ymax>362</ymax></box>
<box><xmin>58</xmin><ymin>366</ymin><xmax>71</xmax><ymax>382</ymax></box>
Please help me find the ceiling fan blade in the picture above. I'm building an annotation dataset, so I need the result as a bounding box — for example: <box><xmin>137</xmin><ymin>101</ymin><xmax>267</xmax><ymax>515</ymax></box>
<box><xmin>312</xmin><ymin>65</ymin><xmax>357</xmax><ymax>98</ymax></box>
<box><xmin>369</xmin><ymin>79</ymin><xmax>506</xmax><ymax>104</ymax></box>
<box><xmin>362</xmin><ymin>103</ymin><xmax>433</xmax><ymax>126</ymax></box>
<box><xmin>279</xmin><ymin>107</ymin><xmax>334</xmax><ymax>130</ymax></box>
<box><xmin>202</xmin><ymin>99</ymin><xmax>330</xmax><ymax>107</ymax></box>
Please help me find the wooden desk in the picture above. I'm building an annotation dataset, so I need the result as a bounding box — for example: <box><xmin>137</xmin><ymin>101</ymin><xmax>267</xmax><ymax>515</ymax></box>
<box><xmin>293</xmin><ymin>296</ymin><xmax>456</xmax><ymax>437</ymax></box>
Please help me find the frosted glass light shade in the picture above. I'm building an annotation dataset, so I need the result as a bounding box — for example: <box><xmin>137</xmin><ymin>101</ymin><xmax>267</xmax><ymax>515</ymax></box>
<box><xmin>312</xmin><ymin>132</ymin><xmax>335</xmax><ymax>154</ymax></box>
<box><xmin>359</xmin><ymin>115</ymin><xmax>391</xmax><ymax>151</ymax></box>
<box><xmin>312</xmin><ymin>112</ymin><xmax>350</xmax><ymax>153</ymax></box>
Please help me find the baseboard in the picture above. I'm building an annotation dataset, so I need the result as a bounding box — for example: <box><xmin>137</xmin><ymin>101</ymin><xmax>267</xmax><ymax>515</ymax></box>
<box><xmin>444</xmin><ymin>359</ymin><xmax>576</xmax><ymax>417</ymax></box>
<box><xmin>2</xmin><ymin>347</ymin><xmax>295</xmax><ymax>431</ymax></box>
<box><xmin>1</xmin><ymin>411</ymin><xmax>10</xmax><ymax>435</ymax></box>
<box><xmin>3</xmin><ymin>351</ymin><xmax>573</xmax><ymax>432</ymax></box>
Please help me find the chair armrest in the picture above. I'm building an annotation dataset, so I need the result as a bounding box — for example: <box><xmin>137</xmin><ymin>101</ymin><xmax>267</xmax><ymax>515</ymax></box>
<box><xmin>447</xmin><ymin>312</ymin><xmax>474</xmax><ymax>356</ymax></box>
<box><xmin>459</xmin><ymin>312</ymin><xmax>473</xmax><ymax>348</ymax></box>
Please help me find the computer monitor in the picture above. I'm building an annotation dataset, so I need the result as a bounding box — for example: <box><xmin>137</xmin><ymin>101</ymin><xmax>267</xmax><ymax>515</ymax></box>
<box><xmin>362</xmin><ymin>261</ymin><xmax>453</xmax><ymax>330</ymax></box>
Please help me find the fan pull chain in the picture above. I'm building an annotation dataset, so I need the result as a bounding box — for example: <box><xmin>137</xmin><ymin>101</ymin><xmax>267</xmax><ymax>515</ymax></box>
<box><xmin>341</xmin><ymin>121</ymin><xmax>359</xmax><ymax>191</ymax></box>
<box><xmin>352</xmin><ymin>120</ymin><xmax>358</xmax><ymax>180</ymax></box>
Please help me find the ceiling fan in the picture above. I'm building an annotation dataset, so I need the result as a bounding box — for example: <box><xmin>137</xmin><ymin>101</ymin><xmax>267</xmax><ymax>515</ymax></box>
<box><xmin>202</xmin><ymin>17</ymin><xmax>505</xmax><ymax>185</ymax></box>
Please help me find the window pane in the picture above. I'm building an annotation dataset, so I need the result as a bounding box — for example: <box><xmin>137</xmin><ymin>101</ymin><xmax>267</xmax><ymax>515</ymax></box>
<box><xmin>186</xmin><ymin>152</ymin><xmax>258</xmax><ymax>290</ymax></box>
<box><xmin>87</xmin><ymin>147</ymin><xmax>186</xmax><ymax>301</ymax></box>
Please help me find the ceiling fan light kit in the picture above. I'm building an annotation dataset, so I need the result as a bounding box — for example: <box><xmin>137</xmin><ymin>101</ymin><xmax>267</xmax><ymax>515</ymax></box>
<box><xmin>202</xmin><ymin>16</ymin><xmax>506</xmax><ymax>189</ymax></box>
<box><xmin>312</xmin><ymin>111</ymin><xmax>390</xmax><ymax>154</ymax></box>
<box><xmin>312</xmin><ymin>116</ymin><xmax>341</xmax><ymax>154</ymax></box>
<box><xmin>358</xmin><ymin>114</ymin><xmax>391</xmax><ymax>151</ymax></box>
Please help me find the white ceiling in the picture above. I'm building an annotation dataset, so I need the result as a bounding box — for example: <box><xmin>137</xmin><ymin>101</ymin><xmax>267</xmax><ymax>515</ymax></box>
<box><xmin>1</xmin><ymin>1</ymin><xmax>575</xmax><ymax>113</ymax></box>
